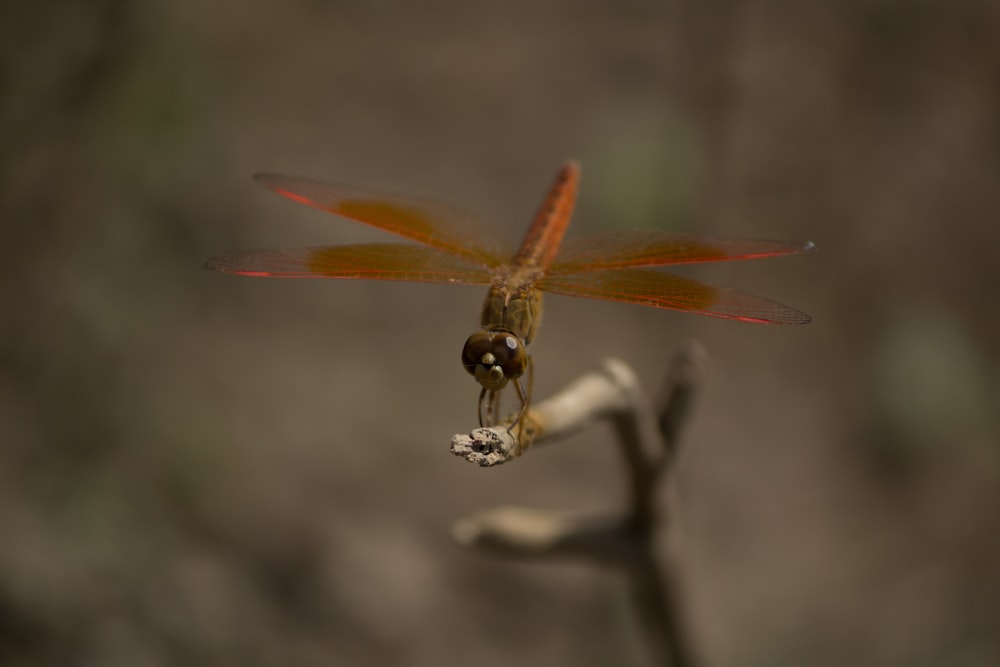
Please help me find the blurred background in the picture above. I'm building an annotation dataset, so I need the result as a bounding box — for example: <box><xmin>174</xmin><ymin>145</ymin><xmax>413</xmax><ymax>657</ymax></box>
<box><xmin>2</xmin><ymin>1</ymin><xmax>998</xmax><ymax>665</ymax></box>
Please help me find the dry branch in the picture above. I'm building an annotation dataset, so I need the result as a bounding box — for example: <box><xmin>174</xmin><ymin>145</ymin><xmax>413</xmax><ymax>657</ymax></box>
<box><xmin>450</xmin><ymin>342</ymin><xmax>707</xmax><ymax>667</ymax></box>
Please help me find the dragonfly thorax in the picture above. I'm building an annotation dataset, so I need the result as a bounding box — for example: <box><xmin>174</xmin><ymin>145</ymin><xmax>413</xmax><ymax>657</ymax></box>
<box><xmin>461</xmin><ymin>330</ymin><xmax>527</xmax><ymax>391</ymax></box>
<box><xmin>480</xmin><ymin>282</ymin><xmax>542</xmax><ymax>345</ymax></box>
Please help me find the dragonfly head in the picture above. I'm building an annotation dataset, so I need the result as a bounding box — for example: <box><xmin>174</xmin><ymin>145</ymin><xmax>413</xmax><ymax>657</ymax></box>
<box><xmin>461</xmin><ymin>330</ymin><xmax>527</xmax><ymax>391</ymax></box>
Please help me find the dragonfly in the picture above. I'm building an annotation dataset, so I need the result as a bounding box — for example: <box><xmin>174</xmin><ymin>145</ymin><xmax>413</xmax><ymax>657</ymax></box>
<box><xmin>206</xmin><ymin>161</ymin><xmax>813</xmax><ymax>436</ymax></box>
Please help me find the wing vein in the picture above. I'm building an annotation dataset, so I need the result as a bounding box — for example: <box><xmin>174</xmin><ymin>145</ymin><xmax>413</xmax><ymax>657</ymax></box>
<box><xmin>205</xmin><ymin>244</ymin><xmax>495</xmax><ymax>285</ymax></box>
<box><xmin>539</xmin><ymin>268</ymin><xmax>811</xmax><ymax>325</ymax></box>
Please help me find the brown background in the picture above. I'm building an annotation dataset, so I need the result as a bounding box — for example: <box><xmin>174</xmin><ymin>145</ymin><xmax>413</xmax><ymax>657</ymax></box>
<box><xmin>2</xmin><ymin>1</ymin><xmax>998</xmax><ymax>665</ymax></box>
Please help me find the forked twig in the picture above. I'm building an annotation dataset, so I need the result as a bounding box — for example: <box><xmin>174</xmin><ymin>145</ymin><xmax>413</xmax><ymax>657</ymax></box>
<box><xmin>450</xmin><ymin>342</ymin><xmax>707</xmax><ymax>667</ymax></box>
<box><xmin>450</xmin><ymin>356</ymin><xmax>645</xmax><ymax>466</ymax></box>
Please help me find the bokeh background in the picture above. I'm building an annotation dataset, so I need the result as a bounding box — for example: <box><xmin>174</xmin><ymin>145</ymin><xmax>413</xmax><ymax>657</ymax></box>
<box><xmin>2</xmin><ymin>1</ymin><xmax>998</xmax><ymax>665</ymax></box>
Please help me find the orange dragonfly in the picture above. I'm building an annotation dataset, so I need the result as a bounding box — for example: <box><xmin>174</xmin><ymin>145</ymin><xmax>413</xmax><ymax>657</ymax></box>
<box><xmin>206</xmin><ymin>161</ymin><xmax>813</xmax><ymax>433</ymax></box>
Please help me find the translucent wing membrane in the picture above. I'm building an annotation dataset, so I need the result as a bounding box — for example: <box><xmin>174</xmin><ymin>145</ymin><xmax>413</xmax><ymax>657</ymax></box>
<box><xmin>254</xmin><ymin>173</ymin><xmax>507</xmax><ymax>266</ymax></box>
<box><xmin>205</xmin><ymin>244</ymin><xmax>495</xmax><ymax>285</ymax></box>
<box><xmin>539</xmin><ymin>268</ymin><xmax>812</xmax><ymax>325</ymax></box>
<box><xmin>211</xmin><ymin>168</ymin><xmax>814</xmax><ymax>326</ymax></box>
<box><xmin>549</xmin><ymin>231</ymin><xmax>815</xmax><ymax>275</ymax></box>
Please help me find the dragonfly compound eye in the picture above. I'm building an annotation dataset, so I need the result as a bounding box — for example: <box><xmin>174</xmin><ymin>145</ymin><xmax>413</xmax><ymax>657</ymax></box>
<box><xmin>461</xmin><ymin>331</ymin><xmax>527</xmax><ymax>390</ymax></box>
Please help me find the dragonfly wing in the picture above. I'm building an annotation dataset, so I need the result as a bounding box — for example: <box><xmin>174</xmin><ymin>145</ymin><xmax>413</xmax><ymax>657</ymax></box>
<box><xmin>205</xmin><ymin>243</ymin><xmax>495</xmax><ymax>285</ymax></box>
<box><xmin>548</xmin><ymin>230</ymin><xmax>815</xmax><ymax>274</ymax></box>
<box><xmin>539</xmin><ymin>268</ymin><xmax>812</xmax><ymax>325</ymax></box>
<box><xmin>254</xmin><ymin>173</ymin><xmax>507</xmax><ymax>266</ymax></box>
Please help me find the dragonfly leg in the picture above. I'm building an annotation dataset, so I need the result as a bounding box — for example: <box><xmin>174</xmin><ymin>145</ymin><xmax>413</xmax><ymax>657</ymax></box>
<box><xmin>478</xmin><ymin>388</ymin><xmax>504</xmax><ymax>426</ymax></box>
<box><xmin>477</xmin><ymin>387</ymin><xmax>488</xmax><ymax>427</ymax></box>
<box><xmin>489</xmin><ymin>390</ymin><xmax>502</xmax><ymax>425</ymax></box>
<box><xmin>510</xmin><ymin>356</ymin><xmax>534</xmax><ymax>442</ymax></box>
<box><xmin>525</xmin><ymin>354</ymin><xmax>534</xmax><ymax>413</ymax></box>
<box><xmin>508</xmin><ymin>375</ymin><xmax>529</xmax><ymax>439</ymax></box>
